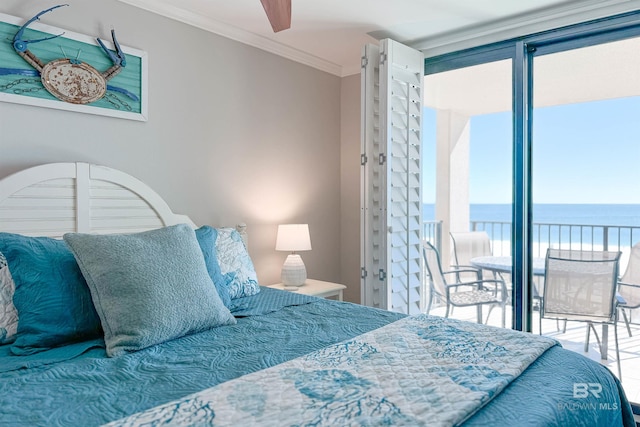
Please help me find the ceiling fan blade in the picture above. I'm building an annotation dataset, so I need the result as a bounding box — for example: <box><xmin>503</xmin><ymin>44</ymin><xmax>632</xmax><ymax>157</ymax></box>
<box><xmin>260</xmin><ymin>0</ymin><xmax>291</xmax><ymax>32</ymax></box>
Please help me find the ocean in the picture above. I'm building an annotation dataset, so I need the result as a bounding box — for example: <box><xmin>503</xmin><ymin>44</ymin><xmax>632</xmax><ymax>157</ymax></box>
<box><xmin>423</xmin><ymin>203</ymin><xmax>640</xmax><ymax>227</ymax></box>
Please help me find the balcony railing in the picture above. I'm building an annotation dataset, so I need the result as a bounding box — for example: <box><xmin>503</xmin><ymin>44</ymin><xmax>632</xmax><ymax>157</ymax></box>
<box><xmin>424</xmin><ymin>219</ymin><xmax>640</xmax><ymax>271</ymax></box>
<box><xmin>474</xmin><ymin>220</ymin><xmax>640</xmax><ymax>268</ymax></box>
<box><xmin>423</xmin><ymin>220</ymin><xmax>443</xmax><ymax>253</ymax></box>
<box><xmin>477</xmin><ymin>220</ymin><xmax>638</xmax><ymax>253</ymax></box>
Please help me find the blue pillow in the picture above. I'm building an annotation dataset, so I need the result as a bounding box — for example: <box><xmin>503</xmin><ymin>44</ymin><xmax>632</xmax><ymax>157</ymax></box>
<box><xmin>215</xmin><ymin>228</ymin><xmax>260</xmax><ymax>299</ymax></box>
<box><xmin>64</xmin><ymin>224</ymin><xmax>237</xmax><ymax>357</ymax></box>
<box><xmin>195</xmin><ymin>226</ymin><xmax>231</xmax><ymax>308</ymax></box>
<box><xmin>0</xmin><ymin>233</ymin><xmax>102</xmax><ymax>355</ymax></box>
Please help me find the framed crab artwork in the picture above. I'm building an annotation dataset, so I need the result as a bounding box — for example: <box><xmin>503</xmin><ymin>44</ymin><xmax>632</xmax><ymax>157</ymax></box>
<box><xmin>0</xmin><ymin>5</ymin><xmax>147</xmax><ymax>121</ymax></box>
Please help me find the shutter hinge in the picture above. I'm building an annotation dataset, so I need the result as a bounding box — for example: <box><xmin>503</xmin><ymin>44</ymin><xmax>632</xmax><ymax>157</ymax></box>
<box><xmin>380</xmin><ymin>53</ymin><xmax>387</xmax><ymax>65</ymax></box>
<box><xmin>361</xmin><ymin>56</ymin><xmax>368</xmax><ymax>68</ymax></box>
<box><xmin>361</xmin><ymin>153</ymin><xmax>368</xmax><ymax>165</ymax></box>
<box><xmin>361</xmin><ymin>268</ymin><xmax>368</xmax><ymax>279</ymax></box>
<box><xmin>378</xmin><ymin>153</ymin><xmax>386</xmax><ymax>165</ymax></box>
<box><xmin>378</xmin><ymin>269</ymin><xmax>386</xmax><ymax>281</ymax></box>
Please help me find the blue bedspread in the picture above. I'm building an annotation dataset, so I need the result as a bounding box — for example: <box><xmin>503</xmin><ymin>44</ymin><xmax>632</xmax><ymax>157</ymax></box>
<box><xmin>106</xmin><ymin>315</ymin><xmax>558</xmax><ymax>426</ymax></box>
<box><xmin>0</xmin><ymin>287</ymin><xmax>315</xmax><ymax>373</ymax></box>
<box><xmin>0</xmin><ymin>287</ymin><xmax>634</xmax><ymax>426</ymax></box>
<box><xmin>465</xmin><ymin>345</ymin><xmax>634</xmax><ymax>426</ymax></box>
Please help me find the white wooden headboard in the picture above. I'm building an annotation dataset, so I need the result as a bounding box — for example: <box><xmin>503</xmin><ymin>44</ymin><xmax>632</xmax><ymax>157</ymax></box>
<box><xmin>0</xmin><ymin>162</ymin><xmax>246</xmax><ymax>240</ymax></box>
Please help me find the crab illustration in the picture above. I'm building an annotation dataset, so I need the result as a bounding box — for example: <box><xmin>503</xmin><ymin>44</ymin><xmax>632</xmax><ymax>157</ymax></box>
<box><xmin>0</xmin><ymin>4</ymin><xmax>138</xmax><ymax>104</ymax></box>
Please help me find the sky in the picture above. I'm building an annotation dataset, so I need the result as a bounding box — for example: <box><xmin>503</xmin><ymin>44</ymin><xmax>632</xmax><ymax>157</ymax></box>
<box><xmin>422</xmin><ymin>96</ymin><xmax>640</xmax><ymax>204</ymax></box>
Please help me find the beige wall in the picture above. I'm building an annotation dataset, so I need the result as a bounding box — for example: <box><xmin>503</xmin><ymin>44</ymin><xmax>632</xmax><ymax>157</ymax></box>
<box><xmin>340</xmin><ymin>75</ymin><xmax>362</xmax><ymax>303</ymax></box>
<box><xmin>0</xmin><ymin>0</ymin><xmax>347</xmax><ymax>291</ymax></box>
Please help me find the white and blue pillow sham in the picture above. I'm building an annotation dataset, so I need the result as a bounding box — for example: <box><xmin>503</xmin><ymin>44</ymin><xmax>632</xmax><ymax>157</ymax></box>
<box><xmin>0</xmin><ymin>251</ymin><xmax>18</xmax><ymax>345</ymax></box>
<box><xmin>0</xmin><ymin>224</ymin><xmax>260</xmax><ymax>357</ymax></box>
<box><xmin>215</xmin><ymin>227</ymin><xmax>260</xmax><ymax>299</ymax></box>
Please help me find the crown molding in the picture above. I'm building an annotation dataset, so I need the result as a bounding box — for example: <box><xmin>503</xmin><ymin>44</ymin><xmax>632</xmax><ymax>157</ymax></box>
<box><xmin>412</xmin><ymin>0</ymin><xmax>640</xmax><ymax>58</ymax></box>
<box><xmin>116</xmin><ymin>0</ymin><xmax>343</xmax><ymax>76</ymax></box>
<box><xmin>118</xmin><ymin>0</ymin><xmax>640</xmax><ymax>78</ymax></box>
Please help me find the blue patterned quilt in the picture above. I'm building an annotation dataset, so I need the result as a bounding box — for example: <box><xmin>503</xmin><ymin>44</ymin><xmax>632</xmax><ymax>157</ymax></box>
<box><xmin>106</xmin><ymin>314</ymin><xmax>557</xmax><ymax>427</ymax></box>
<box><xmin>0</xmin><ymin>288</ymin><xmax>634</xmax><ymax>426</ymax></box>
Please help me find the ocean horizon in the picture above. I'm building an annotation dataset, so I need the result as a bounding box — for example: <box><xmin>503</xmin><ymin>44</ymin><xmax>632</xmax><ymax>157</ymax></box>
<box><xmin>423</xmin><ymin>203</ymin><xmax>640</xmax><ymax>227</ymax></box>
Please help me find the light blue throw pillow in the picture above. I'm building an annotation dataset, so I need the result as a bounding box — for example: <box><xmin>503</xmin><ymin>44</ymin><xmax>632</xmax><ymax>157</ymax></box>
<box><xmin>215</xmin><ymin>228</ymin><xmax>260</xmax><ymax>299</ymax></box>
<box><xmin>64</xmin><ymin>224</ymin><xmax>237</xmax><ymax>357</ymax></box>
<box><xmin>195</xmin><ymin>226</ymin><xmax>231</xmax><ymax>308</ymax></box>
<box><xmin>0</xmin><ymin>233</ymin><xmax>102</xmax><ymax>355</ymax></box>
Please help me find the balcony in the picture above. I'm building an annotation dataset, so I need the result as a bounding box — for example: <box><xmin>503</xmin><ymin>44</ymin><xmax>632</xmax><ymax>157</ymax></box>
<box><xmin>423</xmin><ymin>219</ymin><xmax>640</xmax><ymax>403</ymax></box>
<box><xmin>420</xmin><ymin>32</ymin><xmax>640</xmax><ymax>410</ymax></box>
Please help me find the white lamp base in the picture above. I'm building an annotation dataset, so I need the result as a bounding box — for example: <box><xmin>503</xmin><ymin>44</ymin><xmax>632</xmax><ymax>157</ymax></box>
<box><xmin>281</xmin><ymin>254</ymin><xmax>307</xmax><ymax>288</ymax></box>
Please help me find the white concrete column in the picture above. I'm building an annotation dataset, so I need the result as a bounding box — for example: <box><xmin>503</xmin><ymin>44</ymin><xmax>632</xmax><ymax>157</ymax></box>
<box><xmin>435</xmin><ymin>109</ymin><xmax>471</xmax><ymax>268</ymax></box>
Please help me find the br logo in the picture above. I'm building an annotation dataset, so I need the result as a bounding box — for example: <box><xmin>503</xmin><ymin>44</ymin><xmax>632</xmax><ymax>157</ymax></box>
<box><xmin>573</xmin><ymin>383</ymin><xmax>602</xmax><ymax>399</ymax></box>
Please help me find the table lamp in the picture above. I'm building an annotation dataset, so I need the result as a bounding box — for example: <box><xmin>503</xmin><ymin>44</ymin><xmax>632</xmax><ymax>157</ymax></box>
<box><xmin>276</xmin><ymin>224</ymin><xmax>312</xmax><ymax>289</ymax></box>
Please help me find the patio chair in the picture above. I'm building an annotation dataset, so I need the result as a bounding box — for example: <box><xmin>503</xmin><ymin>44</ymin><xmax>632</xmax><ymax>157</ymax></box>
<box><xmin>450</xmin><ymin>231</ymin><xmax>515</xmax><ymax>309</ymax></box>
<box><xmin>450</xmin><ymin>231</ymin><xmax>494</xmax><ymax>282</ymax></box>
<box><xmin>423</xmin><ymin>240</ymin><xmax>507</xmax><ymax>328</ymax></box>
<box><xmin>618</xmin><ymin>242</ymin><xmax>640</xmax><ymax>337</ymax></box>
<box><xmin>541</xmin><ymin>248</ymin><xmax>622</xmax><ymax>379</ymax></box>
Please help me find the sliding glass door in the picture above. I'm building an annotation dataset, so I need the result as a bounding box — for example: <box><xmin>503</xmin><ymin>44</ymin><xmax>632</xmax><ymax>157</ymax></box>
<box><xmin>531</xmin><ymin>34</ymin><xmax>640</xmax><ymax>404</ymax></box>
<box><xmin>423</xmin><ymin>59</ymin><xmax>514</xmax><ymax>329</ymax></box>
<box><xmin>424</xmin><ymin>10</ymin><xmax>640</xmax><ymax>405</ymax></box>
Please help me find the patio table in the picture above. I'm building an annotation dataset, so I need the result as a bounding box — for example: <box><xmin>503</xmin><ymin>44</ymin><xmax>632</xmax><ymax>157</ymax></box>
<box><xmin>469</xmin><ymin>256</ymin><xmax>545</xmax><ymax>277</ymax></box>
<box><xmin>469</xmin><ymin>255</ymin><xmax>613</xmax><ymax>361</ymax></box>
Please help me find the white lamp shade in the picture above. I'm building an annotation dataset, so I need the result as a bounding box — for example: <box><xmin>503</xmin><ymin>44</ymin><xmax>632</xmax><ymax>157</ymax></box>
<box><xmin>275</xmin><ymin>224</ymin><xmax>311</xmax><ymax>252</ymax></box>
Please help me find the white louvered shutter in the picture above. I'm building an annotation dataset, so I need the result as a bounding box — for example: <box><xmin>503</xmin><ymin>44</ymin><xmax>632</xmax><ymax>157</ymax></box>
<box><xmin>360</xmin><ymin>43</ymin><xmax>385</xmax><ymax>309</ymax></box>
<box><xmin>361</xmin><ymin>39</ymin><xmax>423</xmax><ymax>315</ymax></box>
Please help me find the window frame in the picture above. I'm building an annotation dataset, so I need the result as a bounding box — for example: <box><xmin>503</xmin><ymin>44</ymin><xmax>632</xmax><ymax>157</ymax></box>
<box><xmin>423</xmin><ymin>10</ymin><xmax>640</xmax><ymax>333</ymax></box>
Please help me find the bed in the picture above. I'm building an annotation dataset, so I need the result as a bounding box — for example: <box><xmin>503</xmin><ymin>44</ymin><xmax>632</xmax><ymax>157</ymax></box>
<box><xmin>0</xmin><ymin>162</ymin><xmax>634</xmax><ymax>427</ymax></box>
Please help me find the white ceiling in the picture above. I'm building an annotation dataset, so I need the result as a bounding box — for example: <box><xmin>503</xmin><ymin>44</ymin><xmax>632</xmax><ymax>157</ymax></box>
<box><xmin>117</xmin><ymin>0</ymin><xmax>640</xmax><ymax>76</ymax></box>
<box><xmin>425</xmin><ymin>36</ymin><xmax>640</xmax><ymax>114</ymax></box>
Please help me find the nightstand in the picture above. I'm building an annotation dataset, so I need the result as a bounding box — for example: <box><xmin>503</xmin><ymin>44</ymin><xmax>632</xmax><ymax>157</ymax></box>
<box><xmin>268</xmin><ymin>279</ymin><xmax>346</xmax><ymax>300</ymax></box>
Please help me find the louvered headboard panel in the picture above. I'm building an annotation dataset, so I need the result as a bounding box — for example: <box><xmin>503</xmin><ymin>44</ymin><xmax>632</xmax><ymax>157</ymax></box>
<box><xmin>0</xmin><ymin>162</ymin><xmax>194</xmax><ymax>238</ymax></box>
<box><xmin>0</xmin><ymin>176</ymin><xmax>77</xmax><ymax>238</ymax></box>
<box><xmin>88</xmin><ymin>179</ymin><xmax>165</xmax><ymax>234</ymax></box>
